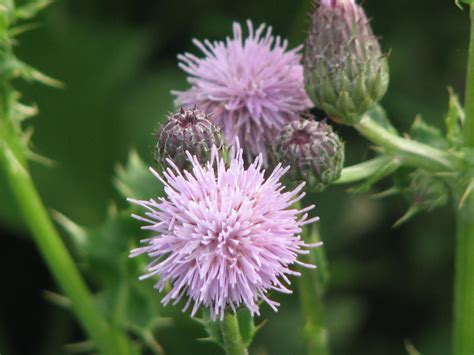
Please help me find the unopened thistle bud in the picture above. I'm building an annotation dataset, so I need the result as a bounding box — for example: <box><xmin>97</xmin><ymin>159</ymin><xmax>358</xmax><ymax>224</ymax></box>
<box><xmin>272</xmin><ymin>114</ymin><xmax>344</xmax><ymax>192</ymax></box>
<box><xmin>408</xmin><ymin>170</ymin><xmax>449</xmax><ymax>211</ymax></box>
<box><xmin>304</xmin><ymin>0</ymin><xmax>389</xmax><ymax>125</ymax></box>
<box><xmin>155</xmin><ymin>107</ymin><xmax>224</xmax><ymax>169</ymax></box>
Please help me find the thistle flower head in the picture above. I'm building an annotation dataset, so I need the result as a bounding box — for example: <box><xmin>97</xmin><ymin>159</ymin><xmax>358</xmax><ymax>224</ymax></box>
<box><xmin>271</xmin><ymin>114</ymin><xmax>344</xmax><ymax>192</ymax></box>
<box><xmin>304</xmin><ymin>0</ymin><xmax>389</xmax><ymax>124</ymax></box>
<box><xmin>173</xmin><ymin>20</ymin><xmax>312</xmax><ymax>162</ymax></box>
<box><xmin>155</xmin><ymin>107</ymin><xmax>224</xmax><ymax>170</ymax></box>
<box><xmin>129</xmin><ymin>143</ymin><xmax>320</xmax><ymax>320</ymax></box>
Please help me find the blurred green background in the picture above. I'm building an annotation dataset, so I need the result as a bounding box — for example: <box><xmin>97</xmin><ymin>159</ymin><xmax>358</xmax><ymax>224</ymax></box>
<box><xmin>0</xmin><ymin>0</ymin><xmax>469</xmax><ymax>354</ymax></box>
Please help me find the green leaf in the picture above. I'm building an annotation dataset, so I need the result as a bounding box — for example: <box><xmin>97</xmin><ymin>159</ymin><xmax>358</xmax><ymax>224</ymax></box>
<box><xmin>445</xmin><ymin>87</ymin><xmax>465</xmax><ymax>148</ymax></box>
<box><xmin>409</xmin><ymin>115</ymin><xmax>448</xmax><ymax>149</ymax></box>
<box><xmin>114</xmin><ymin>150</ymin><xmax>162</xmax><ymax>200</ymax></box>
<box><xmin>237</xmin><ymin>308</ymin><xmax>263</xmax><ymax>347</ymax></box>
<box><xmin>54</xmin><ymin>206</ymin><xmax>168</xmax><ymax>352</ymax></box>
<box><xmin>196</xmin><ymin>311</ymin><xmax>225</xmax><ymax>349</ymax></box>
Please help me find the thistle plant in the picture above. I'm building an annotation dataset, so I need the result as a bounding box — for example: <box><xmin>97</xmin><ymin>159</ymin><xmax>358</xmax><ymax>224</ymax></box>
<box><xmin>2</xmin><ymin>0</ymin><xmax>474</xmax><ymax>354</ymax></box>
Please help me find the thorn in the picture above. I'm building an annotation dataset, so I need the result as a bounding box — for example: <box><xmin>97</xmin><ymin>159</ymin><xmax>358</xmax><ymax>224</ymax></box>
<box><xmin>28</xmin><ymin>151</ymin><xmax>56</xmax><ymax>167</ymax></box>
<box><xmin>393</xmin><ymin>206</ymin><xmax>420</xmax><ymax>228</ymax></box>
<box><xmin>51</xmin><ymin>210</ymin><xmax>87</xmax><ymax>247</ymax></box>
<box><xmin>63</xmin><ymin>340</ymin><xmax>95</xmax><ymax>353</ymax></box>
<box><xmin>404</xmin><ymin>339</ymin><xmax>421</xmax><ymax>355</ymax></box>
<box><xmin>42</xmin><ymin>290</ymin><xmax>71</xmax><ymax>309</ymax></box>
<box><xmin>370</xmin><ymin>186</ymin><xmax>400</xmax><ymax>199</ymax></box>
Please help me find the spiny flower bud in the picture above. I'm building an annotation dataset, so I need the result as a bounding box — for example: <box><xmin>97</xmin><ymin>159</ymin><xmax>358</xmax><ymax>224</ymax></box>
<box><xmin>304</xmin><ymin>0</ymin><xmax>389</xmax><ymax>125</ymax></box>
<box><xmin>408</xmin><ymin>170</ymin><xmax>449</xmax><ymax>211</ymax></box>
<box><xmin>272</xmin><ymin>114</ymin><xmax>345</xmax><ymax>192</ymax></box>
<box><xmin>155</xmin><ymin>107</ymin><xmax>224</xmax><ymax>169</ymax></box>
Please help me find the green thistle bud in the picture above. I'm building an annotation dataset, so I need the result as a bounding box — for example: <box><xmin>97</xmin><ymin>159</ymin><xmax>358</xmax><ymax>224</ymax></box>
<box><xmin>408</xmin><ymin>170</ymin><xmax>449</xmax><ymax>211</ymax></box>
<box><xmin>271</xmin><ymin>114</ymin><xmax>345</xmax><ymax>192</ymax></box>
<box><xmin>304</xmin><ymin>0</ymin><xmax>389</xmax><ymax>125</ymax></box>
<box><xmin>155</xmin><ymin>107</ymin><xmax>224</xmax><ymax>170</ymax></box>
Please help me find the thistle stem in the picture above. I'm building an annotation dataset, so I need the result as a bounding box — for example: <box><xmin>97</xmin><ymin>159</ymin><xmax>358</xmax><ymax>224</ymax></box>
<box><xmin>355</xmin><ymin>112</ymin><xmax>465</xmax><ymax>172</ymax></box>
<box><xmin>295</xmin><ymin>201</ymin><xmax>330</xmax><ymax>355</ymax></box>
<box><xmin>335</xmin><ymin>156</ymin><xmax>393</xmax><ymax>184</ymax></box>
<box><xmin>220</xmin><ymin>312</ymin><xmax>248</xmax><ymax>355</ymax></box>
<box><xmin>453</xmin><ymin>4</ymin><xmax>474</xmax><ymax>354</ymax></box>
<box><xmin>0</xmin><ymin>146</ymin><xmax>130</xmax><ymax>355</ymax></box>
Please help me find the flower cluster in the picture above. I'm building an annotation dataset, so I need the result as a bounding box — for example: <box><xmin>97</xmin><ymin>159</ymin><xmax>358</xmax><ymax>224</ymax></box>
<box><xmin>173</xmin><ymin>20</ymin><xmax>312</xmax><ymax>161</ymax></box>
<box><xmin>130</xmin><ymin>144</ymin><xmax>320</xmax><ymax>319</ymax></box>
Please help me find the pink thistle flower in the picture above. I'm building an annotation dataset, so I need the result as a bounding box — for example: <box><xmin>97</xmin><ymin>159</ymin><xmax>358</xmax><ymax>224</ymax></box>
<box><xmin>173</xmin><ymin>20</ymin><xmax>312</xmax><ymax>162</ymax></box>
<box><xmin>129</xmin><ymin>143</ymin><xmax>321</xmax><ymax>320</ymax></box>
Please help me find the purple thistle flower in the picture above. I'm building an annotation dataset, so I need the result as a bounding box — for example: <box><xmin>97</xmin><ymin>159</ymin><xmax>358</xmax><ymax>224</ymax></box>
<box><xmin>173</xmin><ymin>20</ymin><xmax>312</xmax><ymax>162</ymax></box>
<box><xmin>129</xmin><ymin>143</ymin><xmax>321</xmax><ymax>320</ymax></box>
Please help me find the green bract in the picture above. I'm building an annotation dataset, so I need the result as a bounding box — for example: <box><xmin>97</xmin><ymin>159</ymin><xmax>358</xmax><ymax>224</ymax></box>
<box><xmin>304</xmin><ymin>0</ymin><xmax>389</xmax><ymax>125</ymax></box>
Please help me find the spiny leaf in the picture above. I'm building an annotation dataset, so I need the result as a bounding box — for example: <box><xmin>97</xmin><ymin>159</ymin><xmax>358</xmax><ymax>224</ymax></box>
<box><xmin>55</xmin><ymin>206</ymin><xmax>169</xmax><ymax>352</ymax></box>
<box><xmin>114</xmin><ymin>150</ymin><xmax>162</xmax><ymax>200</ymax></box>
<box><xmin>409</xmin><ymin>115</ymin><xmax>448</xmax><ymax>149</ymax></box>
<box><xmin>237</xmin><ymin>308</ymin><xmax>262</xmax><ymax>347</ymax></box>
<box><xmin>445</xmin><ymin>87</ymin><xmax>464</xmax><ymax>148</ymax></box>
<box><xmin>196</xmin><ymin>311</ymin><xmax>225</xmax><ymax>349</ymax></box>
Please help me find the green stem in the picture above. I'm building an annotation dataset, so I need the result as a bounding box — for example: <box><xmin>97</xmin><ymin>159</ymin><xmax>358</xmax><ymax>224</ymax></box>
<box><xmin>355</xmin><ymin>113</ymin><xmax>465</xmax><ymax>172</ymax></box>
<box><xmin>453</xmin><ymin>4</ymin><xmax>474</xmax><ymax>355</ymax></box>
<box><xmin>335</xmin><ymin>156</ymin><xmax>393</xmax><ymax>185</ymax></box>
<box><xmin>219</xmin><ymin>312</ymin><xmax>248</xmax><ymax>355</ymax></box>
<box><xmin>295</xmin><ymin>203</ymin><xmax>330</xmax><ymax>355</ymax></box>
<box><xmin>464</xmin><ymin>4</ymin><xmax>474</xmax><ymax>145</ymax></box>
<box><xmin>0</xmin><ymin>146</ymin><xmax>129</xmax><ymax>355</ymax></box>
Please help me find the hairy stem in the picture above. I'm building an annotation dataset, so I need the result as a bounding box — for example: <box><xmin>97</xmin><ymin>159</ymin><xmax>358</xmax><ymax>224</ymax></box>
<box><xmin>453</xmin><ymin>4</ymin><xmax>474</xmax><ymax>354</ymax></box>
<box><xmin>0</xmin><ymin>146</ymin><xmax>129</xmax><ymax>355</ymax></box>
<box><xmin>220</xmin><ymin>312</ymin><xmax>248</xmax><ymax>355</ymax></box>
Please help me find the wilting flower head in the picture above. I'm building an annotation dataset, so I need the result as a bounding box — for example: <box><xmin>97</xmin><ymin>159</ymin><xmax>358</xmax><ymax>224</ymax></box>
<box><xmin>304</xmin><ymin>0</ymin><xmax>389</xmax><ymax>124</ymax></box>
<box><xmin>173</xmin><ymin>20</ymin><xmax>312</xmax><ymax>162</ymax></box>
<box><xmin>154</xmin><ymin>107</ymin><xmax>224</xmax><ymax>170</ymax></box>
<box><xmin>129</xmin><ymin>143</ymin><xmax>320</xmax><ymax>320</ymax></box>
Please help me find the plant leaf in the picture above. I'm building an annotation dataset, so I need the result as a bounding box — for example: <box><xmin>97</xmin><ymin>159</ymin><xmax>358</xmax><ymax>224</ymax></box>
<box><xmin>445</xmin><ymin>87</ymin><xmax>464</xmax><ymax>148</ymax></box>
<box><xmin>114</xmin><ymin>150</ymin><xmax>162</xmax><ymax>200</ymax></box>
<box><xmin>409</xmin><ymin>115</ymin><xmax>448</xmax><ymax>149</ymax></box>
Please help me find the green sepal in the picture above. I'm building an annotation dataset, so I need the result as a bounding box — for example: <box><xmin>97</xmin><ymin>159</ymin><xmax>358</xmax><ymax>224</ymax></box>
<box><xmin>409</xmin><ymin>115</ymin><xmax>448</xmax><ymax>149</ymax></box>
<box><xmin>114</xmin><ymin>150</ymin><xmax>162</xmax><ymax>200</ymax></box>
